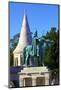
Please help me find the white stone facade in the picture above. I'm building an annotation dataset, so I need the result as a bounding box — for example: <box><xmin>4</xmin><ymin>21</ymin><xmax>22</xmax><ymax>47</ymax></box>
<box><xmin>13</xmin><ymin>13</ymin><xmax>32</xmax><ymax>66</ymax></box>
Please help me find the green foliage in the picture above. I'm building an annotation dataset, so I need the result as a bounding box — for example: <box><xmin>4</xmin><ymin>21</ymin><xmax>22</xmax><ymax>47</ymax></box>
<box><xmin>44</xmin><ymin>27</ymin><xmax>59</xmax><ymax>77</ymax></box>
<box><xmin>12</xmin><ymin>41</ymin><xmax>18</xmax><ymax>50</ymax></box>
<box><xmin>44</xmin><ymin>27</ymin><xmax>58</xmax><ymax>41</ymax></box>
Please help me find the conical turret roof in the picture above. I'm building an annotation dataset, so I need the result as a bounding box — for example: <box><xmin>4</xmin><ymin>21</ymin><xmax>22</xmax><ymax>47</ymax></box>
<box><xmin>13</xmin><ymin>13</ymin><xmax>32</xmax><ymax>54</ymax></box>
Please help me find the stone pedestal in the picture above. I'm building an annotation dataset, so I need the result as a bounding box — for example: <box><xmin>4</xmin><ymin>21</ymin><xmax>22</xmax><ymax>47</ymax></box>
<box><xmin>32</xmin><ymin>77</ymin><xmax>36</xmax><ymax>86</ymax></box>
<box><xmin>45</xmin><ymin>74</ymin><xmax>49</xmax><ymax>85</ymax></box>
<box><xmin>18</xmin><ymin>66</ymin><xmax>50</xmax><ymax>87</ymax></box>
<box><xmin>19</xmin><ymin>77</ymin><xmax>24</xmax><ymax>87</ymax></box>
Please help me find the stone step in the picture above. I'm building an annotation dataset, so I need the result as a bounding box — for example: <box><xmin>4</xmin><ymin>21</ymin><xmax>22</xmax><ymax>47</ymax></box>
<box><xmin>20</xmin><ymin>66</ymin><xmax>49</xmax><ymax>74</ymax></box>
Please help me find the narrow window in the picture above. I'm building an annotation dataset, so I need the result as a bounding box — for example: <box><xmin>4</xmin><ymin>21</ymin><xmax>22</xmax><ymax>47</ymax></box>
<box><xmin>15</xmin><ymin>57</ymin><xmax>18</xmax><ymax>66</ymax></box>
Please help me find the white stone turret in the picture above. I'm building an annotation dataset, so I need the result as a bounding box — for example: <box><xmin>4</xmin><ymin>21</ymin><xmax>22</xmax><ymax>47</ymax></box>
<box><xmin>13</xmin><ymin>13</ymin><xmax>32</xmax><ymax>66</ymax></box>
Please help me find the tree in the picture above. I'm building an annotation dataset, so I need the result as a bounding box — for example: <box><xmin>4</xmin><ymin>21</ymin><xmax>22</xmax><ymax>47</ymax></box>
<box><xmin>44</xmin><ymin>27</ymin><xmax>59</xmax><ymax>79</ymax></box>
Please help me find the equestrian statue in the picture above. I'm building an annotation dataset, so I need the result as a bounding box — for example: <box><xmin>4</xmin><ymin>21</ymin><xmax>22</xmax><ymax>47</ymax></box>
<box><xmin>22</xmin><ymin>31</ymin><xmax>53</xmax><ymax>67</ymax></box>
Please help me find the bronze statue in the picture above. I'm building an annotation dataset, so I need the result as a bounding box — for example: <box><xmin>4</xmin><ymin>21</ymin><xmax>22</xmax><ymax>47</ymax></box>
<box><xmin>22</xmin><ymin>31</ymin><xmax>53</xmax><ymax>67</ymax></box>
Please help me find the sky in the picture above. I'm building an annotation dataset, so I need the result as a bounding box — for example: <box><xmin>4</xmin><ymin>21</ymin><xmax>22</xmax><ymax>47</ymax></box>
<box><xmin>9</xmin><ymin>2</ymin><xmax>59</xmax><ymax>39</ymax></box>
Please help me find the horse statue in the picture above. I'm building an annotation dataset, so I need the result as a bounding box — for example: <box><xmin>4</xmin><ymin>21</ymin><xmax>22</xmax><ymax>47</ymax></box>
<box><xmin>22</xmin><ymin>31</ymin><xmax>53</xmax><ymax>67</ymax></box>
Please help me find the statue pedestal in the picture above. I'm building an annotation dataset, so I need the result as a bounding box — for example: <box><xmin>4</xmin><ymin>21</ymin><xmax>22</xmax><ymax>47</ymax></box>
<box><xmin>18</xmin><ymin>66</ymin><xmax>50</xmax><ymax>87</ymax></box>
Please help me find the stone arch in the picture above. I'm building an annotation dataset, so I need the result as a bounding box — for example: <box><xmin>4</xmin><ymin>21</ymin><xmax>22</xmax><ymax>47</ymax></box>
<box><xmin>24</xmin><ymin>78</ymin><xmax>32</xmax><ymax>86</ymax></box>
<box><xmin>36</xmin><ymin>77</ymin><xmax>45</xmax><ymax>86</ymax></box>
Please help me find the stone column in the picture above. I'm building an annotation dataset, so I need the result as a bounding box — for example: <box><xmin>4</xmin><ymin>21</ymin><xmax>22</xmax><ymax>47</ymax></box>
<box><xmin>32</xmin><ymin>77</ymin><xmax>36</xmax><ymax>86</ymax></box>
<box><xmin>45</xmin><ymin>74</ymin><xmax>49</xmax><ymax>85</ymax></box>
<box><xmin>23</xmin><ymin>78</ymin><xmax>26</xmax><ymax>87</ymax></box>
<box><xmin>19</xmin><ymin>77</ymin><xmax>24</xmax><ymax>87</ymax></box>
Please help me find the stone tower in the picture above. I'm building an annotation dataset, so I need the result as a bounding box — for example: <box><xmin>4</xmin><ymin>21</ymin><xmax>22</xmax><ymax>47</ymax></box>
<box><xmin>13</xmin><ymin>13</ymin><xmax>32</xmax><ymax>66</ymax></box>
